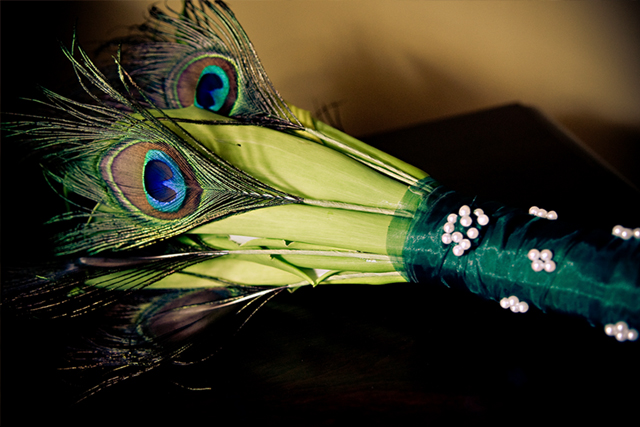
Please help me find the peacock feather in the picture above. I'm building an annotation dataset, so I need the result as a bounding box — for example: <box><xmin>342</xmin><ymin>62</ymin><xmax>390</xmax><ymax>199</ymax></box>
<box><xmin>4</xmin><ymin>40</ymin><xmax>302</xmax><ymax>256</ymax></box>
<box><xmin>106</xmin><ymin>0</ymin><xmax>303</xmax><ymax>130</ymax></box>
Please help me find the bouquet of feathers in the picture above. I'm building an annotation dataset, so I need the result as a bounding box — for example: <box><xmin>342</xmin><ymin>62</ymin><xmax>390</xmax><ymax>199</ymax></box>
<box><xmin>2</xmin><ymin>0</ymin><xmax>639</xmax><ymax>404</ymax></box>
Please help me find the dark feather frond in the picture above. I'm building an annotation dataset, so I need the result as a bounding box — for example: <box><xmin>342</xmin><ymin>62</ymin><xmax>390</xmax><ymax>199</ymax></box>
<box><xmin>1</xmin><ymin>240</ymin><xmax>225</xmax><ymax>318</ymax></box>
<box><xmin>57</xmin><ymin>285</ymin><xmax>287</xmax><ymax>401</ymax></box>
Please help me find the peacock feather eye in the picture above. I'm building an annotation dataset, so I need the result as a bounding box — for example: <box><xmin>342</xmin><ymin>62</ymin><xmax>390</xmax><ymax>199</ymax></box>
<box><xmin>143</xmin><ymin>150</ymin><xmax>187</xmax><ymax>213</ymax></box>
<box><xmin>102</xmin><ymin>141</ymin><xmax>202</xmax><ymax>220</ymax></box>
<box><xmin>194</xmin><ymin>65</ymin><xmax>230</xmax><ymax>113</ymax></box>
<box><xmin>165</xmin><ymin>54</ymin><xmax>238</xmax><ymax>116</ymax></box>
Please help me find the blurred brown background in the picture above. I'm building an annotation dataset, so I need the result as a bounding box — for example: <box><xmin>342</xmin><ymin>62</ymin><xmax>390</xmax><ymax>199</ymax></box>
<box><xmin>22</xmin><ymin>0</ymin><xmax>638</xmax><ymax>186</ymax></box>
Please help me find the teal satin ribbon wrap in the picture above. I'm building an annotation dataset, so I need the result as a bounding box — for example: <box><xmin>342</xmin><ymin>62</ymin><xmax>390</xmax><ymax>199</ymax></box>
<box><xmin>390</xmin><ymin>179</ymin><xmax>640</xmax><ymax>328</ymax></box>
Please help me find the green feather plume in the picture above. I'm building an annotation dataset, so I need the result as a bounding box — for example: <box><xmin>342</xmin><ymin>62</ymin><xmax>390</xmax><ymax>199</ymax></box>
<box><xmin>4</xmin><ymin>41</ymin><xmax>301</xmax><ymax>256</ymax></box>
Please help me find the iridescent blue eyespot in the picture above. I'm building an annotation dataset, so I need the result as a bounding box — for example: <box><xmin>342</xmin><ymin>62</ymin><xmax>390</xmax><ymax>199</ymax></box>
<box><xmin>194</xmin><ymin>65</ymin><xmax>231</xmax><ymax>113</ymax></box>
<box><xmin>143</xmin><ymin>150</ymin><xmax>187</xmax><ymax>213</ymax></box>
<box><xmin>165</xmin><ymin>54</ymin><xmax>238</xmax><ymax>115</ymax></box>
